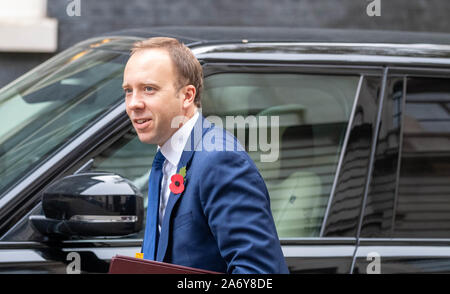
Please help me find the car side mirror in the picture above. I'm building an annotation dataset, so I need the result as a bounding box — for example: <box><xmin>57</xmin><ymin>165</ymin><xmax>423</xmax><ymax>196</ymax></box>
<box><xmin>30</xmin><ymin>172</ymin><xmax>144</xmax><ymax>238</ymax></box>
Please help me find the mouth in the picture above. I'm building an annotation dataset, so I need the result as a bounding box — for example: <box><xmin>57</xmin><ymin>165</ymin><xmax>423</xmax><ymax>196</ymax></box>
<box><xmin>133</xmin><ymin>118</ymin><xmax>152</xmax><ymax>130</ymax></box>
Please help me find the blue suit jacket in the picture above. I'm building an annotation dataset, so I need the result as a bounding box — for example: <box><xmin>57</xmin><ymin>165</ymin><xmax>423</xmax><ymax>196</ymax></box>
<box><xmin>151</xmin><ymin>115</ymin><xmax>288</xmax><ymax>274</ymax></box>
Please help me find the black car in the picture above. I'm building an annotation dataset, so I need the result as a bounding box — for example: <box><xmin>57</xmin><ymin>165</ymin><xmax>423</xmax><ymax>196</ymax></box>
<box><xmin>0</xmin><ymin>27</ymin><xmax>449</xmax><ymax>274</ymax></box>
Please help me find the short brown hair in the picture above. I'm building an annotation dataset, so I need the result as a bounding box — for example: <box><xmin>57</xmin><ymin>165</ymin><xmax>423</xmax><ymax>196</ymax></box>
<box><xmin>131</xmin><ymin>37</ymin><xmax>203</xmax><ymax>107</ymax></box>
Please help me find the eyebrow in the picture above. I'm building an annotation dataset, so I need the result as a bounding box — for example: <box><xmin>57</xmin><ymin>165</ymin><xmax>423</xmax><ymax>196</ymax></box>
<box><xmin>122</xmin><ymin>81</ymin><xmax>160</xmax><ymax>89</ymax></box>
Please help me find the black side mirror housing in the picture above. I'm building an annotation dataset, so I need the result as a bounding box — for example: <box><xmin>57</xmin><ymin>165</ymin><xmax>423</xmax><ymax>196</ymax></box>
<box><xmin>30</xmin><ymin>172</ymin><xmax>144</xmax><ymax>238</ymax></box>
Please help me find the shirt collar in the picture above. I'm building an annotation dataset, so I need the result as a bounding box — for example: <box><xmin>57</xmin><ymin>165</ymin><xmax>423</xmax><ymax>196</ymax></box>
<box><xmin>158</xmin><ymin>111</ymin><xmax>199</xmax><ymax>166</ymax></box>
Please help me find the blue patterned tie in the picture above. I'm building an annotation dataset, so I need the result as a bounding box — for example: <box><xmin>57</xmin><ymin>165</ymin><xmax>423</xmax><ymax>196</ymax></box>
<box><xmin>142</xmin><ymin>150</ymin><xmax>165</xmax><ymax>260</ymax></box>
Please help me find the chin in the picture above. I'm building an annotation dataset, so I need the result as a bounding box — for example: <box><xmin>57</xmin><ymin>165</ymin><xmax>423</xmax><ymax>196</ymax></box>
<box><xmin>136</xmin><ymin>132</ymin><xmax>156</xmax><ymax>145</ymax></box>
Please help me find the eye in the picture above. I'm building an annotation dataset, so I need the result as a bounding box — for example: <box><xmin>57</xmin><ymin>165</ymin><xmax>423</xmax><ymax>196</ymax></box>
<box><xmin>144</xmin><ymin>86</ymin><xmax>154</xmax><ymax>92</ymax></box>
<box><xmin>124</xmin><ymin>88</ymin><xmax>132</xmax><ymax>94</ymax></box>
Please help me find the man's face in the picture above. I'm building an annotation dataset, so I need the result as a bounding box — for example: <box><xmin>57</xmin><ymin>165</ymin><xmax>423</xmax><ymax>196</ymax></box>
<box><xmin>123</xmin><ymin>49</ymin><xmax>185</xmax><ymax>146</ymax></box>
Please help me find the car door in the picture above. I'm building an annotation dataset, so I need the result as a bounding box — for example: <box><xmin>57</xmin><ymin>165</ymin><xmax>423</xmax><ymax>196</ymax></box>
<box><xmin>352</xmin><ymin>70</ymin><xmax>450</xmax><ymax>273</ymax></box>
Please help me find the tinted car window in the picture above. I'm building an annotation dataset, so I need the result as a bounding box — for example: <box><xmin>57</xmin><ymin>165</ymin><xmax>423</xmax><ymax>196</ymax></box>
<box><xmin>393</xmin><ymin>77</ymin><xmax>450</xmax><ymax>238</ymax></box>
<box><xmin>202</xmin><ymin>73</ymin><xmax>360</xmax><ymax>238</ymax></box>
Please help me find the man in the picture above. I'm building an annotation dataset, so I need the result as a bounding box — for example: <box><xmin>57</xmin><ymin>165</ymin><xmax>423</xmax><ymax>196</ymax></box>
<box><xmin>123</xmin><ymin>37</ymin><xmax>288</xmax><ymax>274</ymax></box>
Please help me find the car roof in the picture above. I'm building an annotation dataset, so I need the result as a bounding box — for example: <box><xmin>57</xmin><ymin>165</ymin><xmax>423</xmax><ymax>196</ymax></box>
<box><xmin>103</xmin><ymin>26</ymin><xmax>450</xmax><ymax>46</ymax></box>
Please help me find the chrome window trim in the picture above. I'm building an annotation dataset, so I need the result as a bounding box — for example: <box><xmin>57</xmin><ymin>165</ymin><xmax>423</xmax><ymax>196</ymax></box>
<box><xmin>354</xmin><ymin>245</ymin><xmax>450</xmax><ymax>258</ymax></box>
<box><xmin>282</xmin><ymin>245</ymin><xmax>355</xmax><ymax>258</ymax></box>
<box><xmin>69</xmin><ymin>215</ymin><xmax>138</xmax><ymax>223</ymax></box>
<box><xmin>197</xmin><ymin>53</ymin><xmax>450</xmax><ymax>67</ymax></box>
<box><xmin>280</xmin><ymin>237</ymin><xmax>356</xmax><ymax>246</ymax></box>
<box><xmin>61</xmin><ymin>246</ymin><xmax>141</xmax><ymax>260</ymax></box>
<box><xmin>60</xmin><ymin>239</ymin><xmax>143</xmax><ymax>245</ymax></box>
<box><xmin>359</xmin><ymin>238</ymin><xmax>450</xmax><ymax>243</ymax></box>
<box><xmin>192</xmin><ymin>42</ymin><xmax>450</xmax><ymax>55</ymax></box>
<box><xmin>389</xmin><ymin>67</ymin><xmax>450</xmax><ymax>76</ymax></box>
<box><xmin>0</xmin><ymin>249</ymin><xmax>47</xmax><ymax>263</ymax></box>
<box><xmin>192</xmin><ymin>42</ymin><xmax>450</xmax><ymax>67</ymax></box>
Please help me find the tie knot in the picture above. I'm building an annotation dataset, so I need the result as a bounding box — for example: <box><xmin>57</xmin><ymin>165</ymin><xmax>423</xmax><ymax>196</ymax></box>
<box><xmin>152</xmin><ymin>150</ymin><xmax>166</xmax><ymax>169</ymax></box>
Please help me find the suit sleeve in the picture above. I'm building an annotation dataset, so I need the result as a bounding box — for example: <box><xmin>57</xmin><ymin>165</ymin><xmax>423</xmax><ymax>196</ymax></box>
<box><xmin>198</xmin><ymin>150</ymin><xmax>288</xmax><ymax>274</ymax></box>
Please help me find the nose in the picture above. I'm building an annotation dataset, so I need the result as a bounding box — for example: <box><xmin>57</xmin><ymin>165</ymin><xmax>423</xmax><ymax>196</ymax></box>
<box><xmin>126</xmin><ymin>91</ymin><xmax>145</xmax><ymax>110</ymax></box>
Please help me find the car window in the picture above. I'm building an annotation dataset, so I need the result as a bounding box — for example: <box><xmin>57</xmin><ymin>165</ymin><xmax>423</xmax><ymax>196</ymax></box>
<box><xmin>0</xmin><ymin>39</ymin><xmax>133</xmax><ymax>198</ymax></box>
<box><xmin>202</xmin><ymin>72</ymin><xmax>360</xmax><ymax>238</ymax></box>
<box><xmin>393</xmin><ymin>77</ymin><xmax>450</xmax><ymax>238</ymax></box>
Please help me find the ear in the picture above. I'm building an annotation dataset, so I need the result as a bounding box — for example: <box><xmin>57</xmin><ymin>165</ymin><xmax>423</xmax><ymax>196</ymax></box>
<box><xmin>180</xmin><ymin>85</ymin><xmax>196</xmax><ymax>109</ymax></box>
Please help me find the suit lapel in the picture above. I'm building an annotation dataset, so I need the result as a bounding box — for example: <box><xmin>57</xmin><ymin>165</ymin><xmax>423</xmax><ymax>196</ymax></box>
<box><xmin>156</xmin><ymin>115</ymin><xmax>213</xmax><ymax>261</ymax></box>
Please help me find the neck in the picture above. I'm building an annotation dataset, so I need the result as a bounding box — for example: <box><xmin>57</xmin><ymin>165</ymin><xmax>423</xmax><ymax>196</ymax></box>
<box><xmin>179</xmin><ymin>107</ymin><xmax>198</xmax><ymax>128</ymax></box>
<box><xmin>158</xmin><ymin>108</ymin><xmax>198</xmax><ymax>147</ymax></box>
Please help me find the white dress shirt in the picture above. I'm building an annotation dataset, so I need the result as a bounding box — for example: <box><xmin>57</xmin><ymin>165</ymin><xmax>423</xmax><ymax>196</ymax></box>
<box><xmin>157</xmin><ymin>111</ymin><xmax>199</xmax><ymax>233</ymax></box>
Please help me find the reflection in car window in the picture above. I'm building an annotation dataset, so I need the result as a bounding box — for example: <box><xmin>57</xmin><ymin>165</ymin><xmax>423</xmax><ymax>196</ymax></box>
<box><xmin>360</xmin><ymin>77</ymin><xmax>404</xmax><ymax>238</ymax></box>
<box><xmin>0</xmin><ymin>39</ymin><xmax>132</xmax><ymax>198</ymax></box>
<box><xmin>202</xmin><ymin>73</ymin><xmax>360</xmax><ymax>238</ymax></box>
<box><xmin>321</xmin><ymin>76</ymin><xmax>381</xmax><ymax>237</ymax></box>
<box><xmin>394</xmin><ymin>77</ymin><xmax>450</xmax><ymax>238</ymax></box>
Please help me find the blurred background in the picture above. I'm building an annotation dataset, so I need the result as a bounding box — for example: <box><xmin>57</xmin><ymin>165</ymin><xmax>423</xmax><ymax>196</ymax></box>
<box><xmin>0</xmin><ymin>0</ymin><xmax>449</xmax><ymax>89</ymax></box>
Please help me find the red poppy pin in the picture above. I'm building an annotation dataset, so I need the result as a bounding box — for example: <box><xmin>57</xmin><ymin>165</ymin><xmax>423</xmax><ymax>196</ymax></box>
<box><xmin>169</xmin><ymin>166</ymin><xmax>187</xmax><ymax>195</ymax></box>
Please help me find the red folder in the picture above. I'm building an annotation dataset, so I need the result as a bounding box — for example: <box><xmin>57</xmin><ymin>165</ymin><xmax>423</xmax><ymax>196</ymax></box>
<box><xmin>108</xmin><ymin>255</ymin><xmax>222</xmax><ymax>274</ymax></box>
